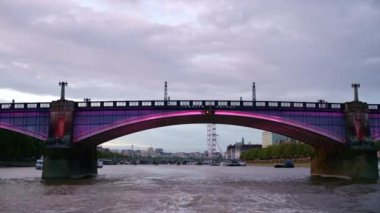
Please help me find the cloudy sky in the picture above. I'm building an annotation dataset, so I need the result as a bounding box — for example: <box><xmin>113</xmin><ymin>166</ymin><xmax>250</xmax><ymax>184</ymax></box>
<box><xmin>1</xmin><ymin>0</ymin><xmax>379</xmax><ymax>152</ymax></box>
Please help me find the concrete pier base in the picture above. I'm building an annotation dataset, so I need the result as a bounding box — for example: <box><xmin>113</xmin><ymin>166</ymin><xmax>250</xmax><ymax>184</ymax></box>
<box><xmin>311</xmin><ymin>145</ymin><xmax>379</xmax><ymax>180</ymax></box>
<box><xmin>42</xmin><ymin>144</ymin><xmax>97</xmax><ymax>179</ymax></box>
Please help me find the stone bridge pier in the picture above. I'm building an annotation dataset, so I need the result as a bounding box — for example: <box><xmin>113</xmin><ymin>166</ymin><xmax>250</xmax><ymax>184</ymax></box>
<box><xmin>42</xmin><ymin>99</ymin><xmax>97</xmax><ymax>179</ymax></box>
<box><xmin>311</xmin><ymin>144</ymin><xmax>378</xmax><ymax>180</ymax></box>
<box><xmin>311</xmin><ymin>101</ymin><xmax>379</xmax><ymax>180</ymax></box>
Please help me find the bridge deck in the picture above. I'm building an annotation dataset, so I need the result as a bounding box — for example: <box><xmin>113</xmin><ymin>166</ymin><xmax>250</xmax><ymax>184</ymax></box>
<box><xmin>1</xmin><ymin>100</ymin><xmax>379</xmax><ymax>112</ymax></box>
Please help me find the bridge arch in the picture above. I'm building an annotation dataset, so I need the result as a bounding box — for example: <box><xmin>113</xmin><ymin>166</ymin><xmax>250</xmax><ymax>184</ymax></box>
<box><xmin>0</xmin><ymin>122</ymin><xmax>48</xmax><ymax>141</ymax></box>
<box><xmin>75</xmin><ymin>110</ymin><xmax>345</xmax><ymax>147</ymax></box>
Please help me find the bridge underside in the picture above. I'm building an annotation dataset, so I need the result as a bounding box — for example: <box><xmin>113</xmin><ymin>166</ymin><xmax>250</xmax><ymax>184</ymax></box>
<box><xmin>0</xmin><ymin>122</ymin><xmax>48</xmax><ymax>141</ymax></box>
<box><xmin>76</xmin><ymin>110</ymin><xmax>344</xmax><ymax>148</ymax></box>
<box><xmin>0</xmin><ymin>110</ymin><xmax>49</xmax><ymax>141</ymax></box>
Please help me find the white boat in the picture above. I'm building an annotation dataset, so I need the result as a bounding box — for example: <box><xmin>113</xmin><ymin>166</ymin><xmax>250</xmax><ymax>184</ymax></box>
<box><xmin>210</xmin><ymin>161</ymin><xmax>220</xmax><ymax>166</ymax></box>
<box><xmin>97</xmin><ymin>160</ymin><xmax>103</xmax><ymax>168</ymax></box>
<box><xmin>221</xmin><ymin>160</ymin><xmax>247</xmax><ymax>167</ymax></box>
<box><xmin>239</xmin><ymin>161</ymin><xmax>247</xmax><ymax>166</ymax></box>
<box><xmin>35</xmin><ymin>159</ymin><xmax>43</xmax><ymax>170</ymax></box>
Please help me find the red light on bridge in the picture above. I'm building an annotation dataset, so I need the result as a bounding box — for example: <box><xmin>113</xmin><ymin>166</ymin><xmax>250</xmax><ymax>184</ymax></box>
<box><xmin>54</xmin><ymin>117</ymin><xmax>65</xmax><ymax>138</ymax></box>
<box><xmin>205</xmin><ymin>109</ymin><xmax>214</xmax><ymax>115</ymax></box>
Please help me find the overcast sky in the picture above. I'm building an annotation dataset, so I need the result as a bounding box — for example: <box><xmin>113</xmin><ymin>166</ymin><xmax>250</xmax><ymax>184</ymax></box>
<box><xmin>1</xmin><ymin>0</ymin><xmax>379</xmax><ymax>152</ymax></box>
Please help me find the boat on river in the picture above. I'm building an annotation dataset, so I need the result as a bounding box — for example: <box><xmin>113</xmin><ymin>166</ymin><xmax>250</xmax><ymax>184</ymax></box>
<box><xmin>274</xmin><ymin>160</ymin><xmax>294</xmax><ymax>168</ymax></box>
<box><xmin>210</xmin><ymin>161</ymin><xmax>220</xmax><ymax>166</ymax></box>
<box><xmin>220</xmin><ymin>160</ymin><xmax>247</xmax><ymax>166</ymax></box>
<box><xmin>35</xmin><ymin>158</ymin><xmax>43</xmax><ymax>170</ymax></box>
<box><xmin>97</xmin><ymin>160</ymin><xmax>103</xmax><ymax>168</ymax></box>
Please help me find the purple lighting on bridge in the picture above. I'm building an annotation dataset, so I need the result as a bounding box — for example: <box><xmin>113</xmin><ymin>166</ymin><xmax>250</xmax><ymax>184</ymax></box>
<box><xmin>215</xmin><ymin>110</ymin><xmax>345</xmax><ymax>143</ymax></box>
<box><xmin>74</xmin><ymin>110</ymin><xmax>204</xmax><ymax>142</ymax></box>
<box><xmin>0</xmin><ymin>122</ymin><xmax>48</xmax><ymax>141</ymax></box>
<box><xmin>5</xmin><ymin>99</ymin><xmax>375</xmax><ymax>146</ymax></box>
<box><xmin>0</xmin><ymin>110</ymin><xmax>49</xmax><ymax>140</ymax></box>
<box><xmin>369</xmin><ymin>113</ymin><xmax>380</xmax><ymax>141</ymax></box>
<box><xmin>73</xmin><ymin>109</ymin><xmax>345</xmax><ymax>145</ymax></box>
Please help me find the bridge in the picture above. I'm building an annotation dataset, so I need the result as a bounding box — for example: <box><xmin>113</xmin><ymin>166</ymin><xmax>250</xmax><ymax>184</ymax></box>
<box><xmin>0</xmin><ymin>85</ymin><xmax>379</xmax><ymax>179</ymax></box>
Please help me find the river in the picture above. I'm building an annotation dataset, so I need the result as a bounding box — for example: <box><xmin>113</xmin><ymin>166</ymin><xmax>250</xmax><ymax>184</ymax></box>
<box><xmin>0</xmin><ymin>165</ymin><xmax>379</xmax><ymax>213</ymax></box>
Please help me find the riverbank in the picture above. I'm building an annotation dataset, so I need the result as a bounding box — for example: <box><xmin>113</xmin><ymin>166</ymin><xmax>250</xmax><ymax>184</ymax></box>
<box><xmin>0</xmin><ymin>161</ymin><xmax>34</xmax><ymax>167</ymax></box>
<box><xmin>246</xmin><ymin>159</ymin><xmax>311</xmax><ymax>168</ymax></box>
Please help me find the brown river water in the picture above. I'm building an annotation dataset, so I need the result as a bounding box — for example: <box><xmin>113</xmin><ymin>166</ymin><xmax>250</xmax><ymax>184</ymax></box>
<box><xmin>0</xmin><ymin>165</ymin><xmax>379</xmax><ymax>213</ymax></box>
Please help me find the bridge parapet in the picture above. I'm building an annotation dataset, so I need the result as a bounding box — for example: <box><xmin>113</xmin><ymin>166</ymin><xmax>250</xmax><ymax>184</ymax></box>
<box><xmin>73</xmin><ymin>100</ymin><xmax>352</xmax><ymax>111</ymax></box>
<box><xmin>1</xmin><ymin>100</ymin><xmax>379</xmax><ymax>112</ymax></box>
<box><xmin>0</xmin><ymin>102</ymin><xmax>50</xmax><ymax>110</ymax></box>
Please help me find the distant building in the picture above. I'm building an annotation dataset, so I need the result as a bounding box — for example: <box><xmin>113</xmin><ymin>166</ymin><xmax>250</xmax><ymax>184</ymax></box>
<box><xmin>97</xmin><ymin>146</ymin><xmax>109</xmax><ymax>152</ymax></box>
<box><xmin>187</xmin><ymin>152</ymin><xmax>204</xmax><ymax>158</ymax></box>
<box><xmin>175</xmin><ymin>152</ymin><xmax>186</xmax><ymax>158</ymax></box>
<box><xmin>147</xmin><ymin>147</ymin><xmax>154</xmax><ymax>154</ymax></box>
<box><xmin>134</xmin><ymin>150</ymin><xmax>142</xmax><ymax>157</ymax></box>
<box><xmin>110</xmin><ymin>149</ymin><xmax>122</xmax><ymax>153</ymax></box>
<box><xmin>120</xmin><ymin>149</ymin><xmax>130</xmax><ymax>156</ymax></box>
<box><xmin>155</xmin><ymin>148</ymin><xmax>163</xmax><ymax>154</ymax></box>
<box><xmin>262</xmin><ymin>131</ymin><xmax>300</xmax><ymax>148</ymax></box>
<box><xmin>225</xmin><ymin>137</ymin><xmax>262</xmax><ymax>159</ymax></box>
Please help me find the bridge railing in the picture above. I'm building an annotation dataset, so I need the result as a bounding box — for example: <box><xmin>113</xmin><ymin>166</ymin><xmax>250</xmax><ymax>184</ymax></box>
<box><xmin>1</xmin><ymin>101</ymin><xmax>379</xmax><ymax>112</ymax></box>
<box><xmin>368</xmin><ymin>105</ymin><xmax>379</xmax><ymax>110</ymax></box>
<box><xmin>0</xmin><ymin>102</ymin><xmax>51</xmax><ymax>110</ymax></box>
<box><xmin>74</xmin><ymin>100</ymin><xmax>349</xmax><ymax>111</ymax></box>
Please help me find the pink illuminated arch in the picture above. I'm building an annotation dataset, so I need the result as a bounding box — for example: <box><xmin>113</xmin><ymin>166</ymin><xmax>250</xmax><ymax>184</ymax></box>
<box><xmin>0</xmin><ymin>122</ymin><xmax>48</xmax><ymax>141</ymax></box>
<box><xmin>75</xmin><ymin>110</ymin><xmax>345</xmax><ymax>147</ymax></box>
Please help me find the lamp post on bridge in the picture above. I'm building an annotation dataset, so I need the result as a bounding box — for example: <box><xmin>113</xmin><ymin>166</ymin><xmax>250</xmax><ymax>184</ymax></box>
<box><xmin>351</xmin><ymin>83</ymin><xmax>360</xmax><ymax>102</ymax></box>
<box><xmin>164</xmin><ymin>81</ymin><xmax>168</xmax><ymax>101</ymax></box>
<box><xmin>252</xmin><ymin>81</ymin><xmax>256</xmax><ymax>101</ymax></box>
<box><xmin>59</xmin><ymin>81</ymin><xmax>68</xmax><ymax>101</ymax></box>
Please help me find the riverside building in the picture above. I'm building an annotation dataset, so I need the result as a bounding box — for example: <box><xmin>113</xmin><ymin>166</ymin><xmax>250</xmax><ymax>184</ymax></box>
<box><xmin>225</xmin><ymin>137</ymin><xmax>262</xmax><ymax>160</ymax></box>
<box><xmin>262</xmin><ymin>131</ymin><xmax>301</xmax><ymax>148</ymax></box>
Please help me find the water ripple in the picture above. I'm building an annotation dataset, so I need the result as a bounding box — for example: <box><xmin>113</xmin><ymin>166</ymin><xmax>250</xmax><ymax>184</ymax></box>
<box><xmin>0</xmin><ymin>165</ymin><xmax>379</xmax><ymax>213</ymax></box>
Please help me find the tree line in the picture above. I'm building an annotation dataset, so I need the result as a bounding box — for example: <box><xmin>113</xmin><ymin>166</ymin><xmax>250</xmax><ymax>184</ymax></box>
<box><xmin>0</xmin><ymin>129</ymin><xmax>44</xmax><ymax>160</ymax></box>
<box><xmin>97</xmin><ymin>149</ymin><xmax>125</xmax><ymax>159</ymax></box>
<box><xmin>240</xmin><ymin>143</ymin><xmax>315</xmax><ymax>161</ymax></box>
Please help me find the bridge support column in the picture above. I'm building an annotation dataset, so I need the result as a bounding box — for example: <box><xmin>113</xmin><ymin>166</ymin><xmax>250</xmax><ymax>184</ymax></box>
<box><xmin>42</xmin><ymin>144</ymin><xmax>98</xmax><ymax>179</ymax></box>
<box><xmin>42</xmin><ymin>145</ymin><xmax>98</xmax><ymax>179</ymax></box>
<box><xmin>311</xmin><ymin>145</ymin><xmax>378</xmax><ymax>180</ymax></box>
<box><xmin>312</xmin><ymin>100</ymin><xmax>379</xmax><ymax>180</ymax></box>
<box><xmin>42</xmin><ymin>99</ymin><xmax>97</xmax><ymax>179</ymax></box>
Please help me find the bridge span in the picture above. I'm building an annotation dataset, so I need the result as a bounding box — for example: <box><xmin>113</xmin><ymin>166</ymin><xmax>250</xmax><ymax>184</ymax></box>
<box><xmin>0</xmin><ymin>96</ymin><xmax>379</xmax><ymax>179</ymax></box>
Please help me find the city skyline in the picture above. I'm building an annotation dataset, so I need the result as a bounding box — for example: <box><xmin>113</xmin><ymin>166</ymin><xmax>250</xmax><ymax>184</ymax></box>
<box><xmin>0</xmin><ymin>0</ymin><xmax>379</xmax><ymax>152</ymax></box>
